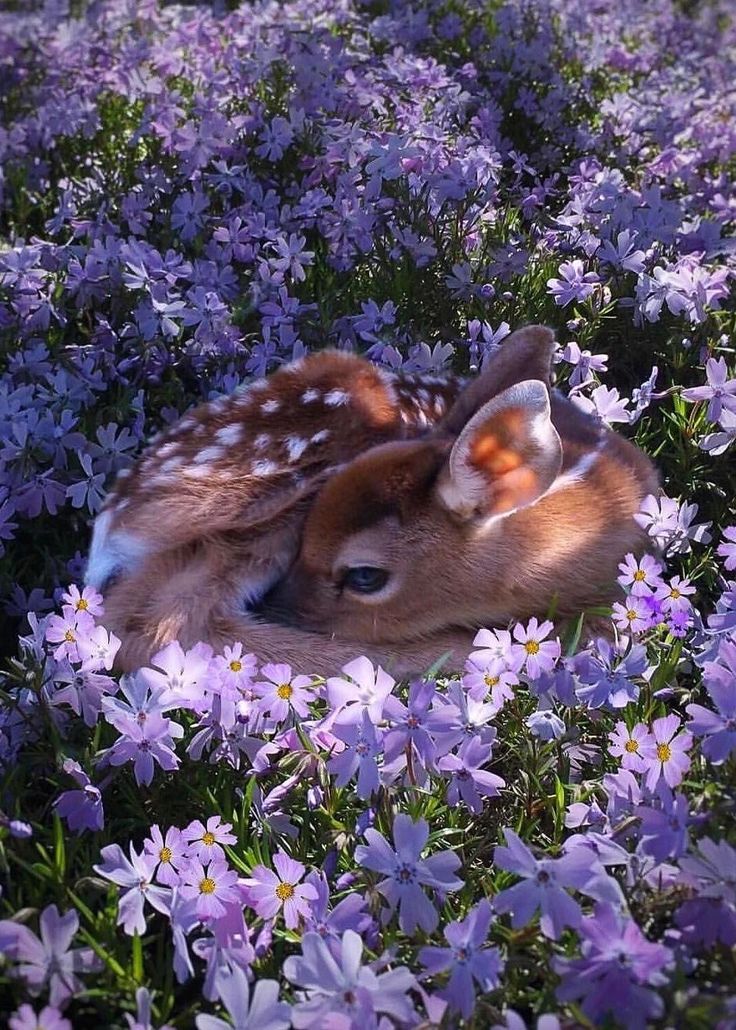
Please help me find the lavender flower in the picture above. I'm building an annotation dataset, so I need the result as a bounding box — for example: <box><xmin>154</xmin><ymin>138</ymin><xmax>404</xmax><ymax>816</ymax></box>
<box><xmin>554</xmin><ymin>903</ymin><xmax>672</xmax><ymax>1029</ymax></box>
<box><xmin>93</xmin><ymin>844</ymin><xmax>171</xmax><ymax>936</ymax></box>
<box><xmin>0</xmin><ymin>904</ymin><xmax>101</xmax><ymax>1006</ymax></box>
<box><xmin>355</xmin><ymin>813</ymin><xmax>463</xmax><ymax>933</ymax></box>
<box><xmin>493</xmin><ymin>829</ymin><xmax>617</xmax><ymax>940</ymax></box>
<box><xmin>9</xmin><ymin>1006</ymin><xmax>71</xmax><ymax>1030</ymax></box>
<box><xmin>283</xmin><ymin>929</ymin><xmax>417</xmax><ymax>1028</ymax></box>
<box><xmin>639</xmin><ymin>714</ymin><xmax>693</xmax><ymax>790</ymax></box>
<box><xmin>418</xmin><ymin>900</ymin><xmax>503</xmax><ymax>1017</ymax></box>
<box><xmin>244</xmin><ymin>850</ymin><xmax>317</xmax><ymax>929</ymax></box>
<box><xmin>196</xmin><ymin>966</ymin><xmax>290</xmax><ymax>1030</ymax></box>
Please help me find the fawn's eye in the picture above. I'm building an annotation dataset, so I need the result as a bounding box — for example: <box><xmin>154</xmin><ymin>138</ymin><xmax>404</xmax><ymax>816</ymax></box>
<box><xmin>342</xmin><ymin>566</ymin><xmax>389</xmax><ymax>594</ymax></box>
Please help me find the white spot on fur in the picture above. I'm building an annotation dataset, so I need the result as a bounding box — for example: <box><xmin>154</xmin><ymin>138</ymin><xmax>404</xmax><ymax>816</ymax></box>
<box><xmin>194</xmin><ymin>446</ymin><xmax>224</xmax><ymax>465</ymax></box>
<box><xmin>285</xmin><ymin>436</ymin><xmax>309</xmax><ymax>462</ymax></box>
<box><xmin>301</xmin><ymin>388</ymin><xmax>321</xmax><ymax>403</ymax></box>
<box><xmin>183</xmin><ymin>464</ymin><xmax>213</xmax><ymax>478</ymax></box>
<box><xmin>175</xmin><ymin>416</ymin><xmax>196</xmax><ymax>433</ymax></box>
<box><xmin>116</xmin><ymin>468</ymin><xmax>132</xmax><ymax>480</ymax></box>
<box><xmin>160</xmin><ymin>455</ymin><xmax>185</xmax><ymax>473</ymax></box>
<box><xmin>215</xmin><ymin>424</ymin><xmax>243</xmax><ymax>445</ymax></box>
<box><xmin>156</xmin><ymin>441</ymin><xmax>179</xmax><ymax>459</ymax></box>
<box><xmin>254</xmin><ymin>433</ymin><xmax>270</xmax><ymax>451</ymax></box>
<box><xmin>261</xmin><ymin>399</ymin><xmax>280</xmax><ymax>414</ymax></box>
<box><xmin>311</xmin><ymin>429</ymin><xmax>330</xmax><ymax>444</ymax></box>
<box><xmin>251</xmin><ymin>459</ymin><xmax>278</xmax><ymax>476</ymax></box>
<box><xmin>324</xmin><ymin>388</ymin><xmax>350</xmax><ymax>407</ymax></box>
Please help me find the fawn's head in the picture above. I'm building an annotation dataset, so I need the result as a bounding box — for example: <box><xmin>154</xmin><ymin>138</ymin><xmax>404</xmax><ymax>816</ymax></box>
<box><xmin>263</xmin><ymin>326</ymin><xmax>658</xmax><ymax>643</ymax></box>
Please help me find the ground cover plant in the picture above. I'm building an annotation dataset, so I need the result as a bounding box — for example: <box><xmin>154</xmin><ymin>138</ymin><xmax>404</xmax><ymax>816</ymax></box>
<box><xmin>0</xmin><ymin>0</ymin><xmax>735</xmax><ymax>1026</ymax></box>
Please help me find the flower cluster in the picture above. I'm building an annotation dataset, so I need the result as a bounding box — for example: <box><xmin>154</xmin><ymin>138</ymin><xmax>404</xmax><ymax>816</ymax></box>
<box><xmin>1</xmin><ymin>0</ymin><xmax>735</xmax><ymax>1026</ymax></box>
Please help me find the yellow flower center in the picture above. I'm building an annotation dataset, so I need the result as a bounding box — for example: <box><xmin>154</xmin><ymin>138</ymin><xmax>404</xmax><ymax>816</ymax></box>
<box><xmin>656</xmin><ymin>742</ymin><xmax>672</xmax><ymax>762</ymax></box>
<box><xmin>669</xmin><ymin>588</ymin><xmax>681</xmax><ymax>599</ymax></box>
<box><xmin>484</xmin><ymin>674</ymin><xmax>499</xmax><ymax>687</ymax></box>
<box><xmin>64</xmin><ymin>629</ymin><xmax>76</xmax><ymax>642</ymax></box>
<box><xmin>624</xmin><ymin>739</ymin><xmax>639</xmax><ymax>753</ymax></box>
<box><xmin>229</xmin><ymin>659</ymin><xmax>242</xmax><ymax>672</ymax></box>
<box><xmin>275</xmin><ymin>881</ymin><xmax>295</xmax><ymax>901</ymax></box>
<box><xmin>159</xmin><ymin>846</ymin><xmax>172</xmax><ymax>864</ymax></box>
<box><xmin>626</xmin><ymin>609</ymin><xmax>638</xmax><ymax>622</ymax></box>
<box><xmin>525</xmin><ymin>640</ymin><xmax>540</xmax><ymax>656</ymax></box>
<box><xmin>199</xmin><ymin>877</ymin><xmax>216</xmax><ymax>895</ymax></box>
<box><xmin>633</xmin><ymin>569</ymin><xmax>646</xmax><ymax>582</ymax></box>
<box><xmin>202</xmin><ymin>831</ymin><xmax>216</xmax><ymax>847</ymax></box>
<box><xmin>76</xmin><ymin>598</ymin><xmax>89</xmax><ymax>610</ymax></box>
<box><xmin>277</xmin><ymin>683</ymin><xmax>293</xmax><ymax>700</ymax></box>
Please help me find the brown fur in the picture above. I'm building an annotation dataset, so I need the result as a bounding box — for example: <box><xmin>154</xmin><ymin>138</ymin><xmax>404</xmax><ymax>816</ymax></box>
<box><xmin>88</xmin><ymin>351</ymin><xmax>466</xmax><ymax>672</ymax></box>
<box><xmin>265</xmin><ymin>326</ymin><xmax>660</xmax><ymax>645</ymax></box>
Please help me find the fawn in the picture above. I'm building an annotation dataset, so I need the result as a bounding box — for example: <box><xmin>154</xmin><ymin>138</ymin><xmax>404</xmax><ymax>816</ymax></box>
<box><xmin>85</xmin><ymin>350</ymin><xmax>468</xmax><ymax>671</ymax></box>
<box><xmin>261</xmin><ymin>326</ymin><xmax>660</xmax><ymax>645</ymax></box>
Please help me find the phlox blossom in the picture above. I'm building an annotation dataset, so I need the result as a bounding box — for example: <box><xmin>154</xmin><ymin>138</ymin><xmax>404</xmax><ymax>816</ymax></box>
<box><xmin>244</xmin><ymin>850</ymin><xmax>317</xmax><ymax>929</ymax></box>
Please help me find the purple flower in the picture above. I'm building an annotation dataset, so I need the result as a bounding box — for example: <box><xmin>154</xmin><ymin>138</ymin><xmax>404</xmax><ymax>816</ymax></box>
<box><xmin>44</xmin><ymin>607</ymin><xmax>95</xmax><ymax>663</ymax></box>
<box><xmin>255</xmin><ymin>663</ymin><xmax>315</xmax><ymax>722</ymax></box>
<box><xmin>617</xmin><ymin>553</ymin><xmax>663</xmax><ymax>595</ymax></box>
<box><xmin>682</xmin><ymin>357</ymin><xmax>736</xmax><ymax>422</ymax></box>
<box><xmin>180</xmin><ymin>857</ymin><xmax>240</xmax><ymax>921</ymax></box>
<box><xmin>302</xmin><ymin>870</ymin><xmax>371</xmax><ymax>943</ymax></box>
<box><xmin>326</xmin><ymin>657</ymin><xmax>396</xmax><ymax>726</ymax></box>
<box><xmin>244</xmin><ymin>850</ymin><xmax>317</xmax><ymax>929</ymax></box>
<box><xmin>526</xmin><ymin>705</ymin><xmax>566</xmax><ymax>740</ymax></box>
<box><xmin>554</xmin><ymin>903</ymin><xmax>672</xmax><ymax>1030</ymax></box>
<box><xmin>283</xmin><ymin>929</ymin><xmax>417</xmax><ymax>1028</ymax></box>
<box><xmin>93</xmin><ymin>843</ymin><xmax>171</xmax><ymax>936</ymax></box>
<box><xmin>196</xmin><ymin>965</ymin><xmax>290</xmax><ymax>1030</ymax></box>
<box><xmin>511</xmin><ymin>618</ymin><xmax>561</xmax><ymax>678</ymax></box>
<box><xmin>104</xmin><ymin>712</ymin><xmax>182</xmax><ymax>786</ymax></box>
<box><xmin>560</xmin><ymin>340</ymin><xmax>608</xmax><ymax>387</ymax></box>
<box><xmin>639</xmin><ymin>714</ymin><xmax>692</xmax><ymax>790</ymax></box>
<box><xmin>355</xmin><ymin>813</ymin><xmax>463</xmax><ymax>934</ymax></box>
<box><xmin>9</xmin><ymin>1005</ymin><xmax>71</xmax><ymax>1030</ymax></box>
<box><xmin>182</xmin><ymin>816</ymin><xmax>237</xmax><ymax>862</ymax></box>
<box><xmin>493</xmin><ymin>829</ymin><xmax>615</xmax><ymax>940</ymax></box>
<box><xmin>637</xmin><ymin>790</ymin><xmax>691</xmax><ymax>861</ymax></box>
<box><xmin>53</xmin><ymin>758</ymin><xmax>105</xmax><ymax>833</ymax></box>
<box><xmin>327</xmin><ymin>710</ymin><xmax>383</xmax><ymax>799</ymax></box>
<box><xmin>418</xmin><ymin>900</ymin><xmax>503</xmax><ymax>1017</ymax></box>
<box><xmin>143</xmin><ymin>825</ymin><xmax>188</xmax><ymax>886</ymax></box>
<box><xmin>608</xmin><ymin>720</ymin><xmax>652</xmax><ymax>772</ymax></box>
<box><xmin>0</xmin><ymin>904</ymin><xmax>101</xmax><ymax>1006</ymax></box>
<box><xmin>686</xmin><ymin>640</ymin><xmax>736</xmax><ymax>764</ymax></box>
<box><xmin>547</xmin><ymin>260</ymin><xmax>599</xmax><ymax>306</ymax></box>
<box><xmin>717</xmin><ymin>525</ymin><xmax>736</xmax><ymax>571</ymax></box>
<box><xmin>676</xmin><ymin>837</ymin><xmax>736</xmax><ymax>948</ymax></box>
<box><xmin>438</xmin><ymin>735</ymin><xmax>505</xmax><ymax>813</ymax></box>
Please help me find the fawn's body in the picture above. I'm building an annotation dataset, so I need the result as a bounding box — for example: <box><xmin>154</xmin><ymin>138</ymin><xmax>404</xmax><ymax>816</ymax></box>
<box><xmin>86</xmin><ymin>352</ymin><xmax>464</xmax><ymax>671</ymax></box>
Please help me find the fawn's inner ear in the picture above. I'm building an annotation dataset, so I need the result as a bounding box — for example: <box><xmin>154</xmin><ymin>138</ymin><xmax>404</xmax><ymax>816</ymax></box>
<box><xmin>436</xmin><ymin>379</ymin><xmax>563</xmax><ymax>520</ymax></box>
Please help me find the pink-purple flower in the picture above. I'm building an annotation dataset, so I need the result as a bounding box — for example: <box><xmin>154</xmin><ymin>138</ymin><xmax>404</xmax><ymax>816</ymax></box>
<box><xmin>244</xmin><ymin>850</ymin><xmax>318</xmax><ymax>929</ymax></box>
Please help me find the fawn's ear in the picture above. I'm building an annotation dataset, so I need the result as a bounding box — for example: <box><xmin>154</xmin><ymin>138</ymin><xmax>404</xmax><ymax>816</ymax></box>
<box><xmin>436</xmin><ymin>379</ymin><xmax>562</xmax><ymax>520</ymax></box>
<box><xmin>442</xmin><ymin>324</ymin><xmax>556</xmax><ymax>435</ymax></box>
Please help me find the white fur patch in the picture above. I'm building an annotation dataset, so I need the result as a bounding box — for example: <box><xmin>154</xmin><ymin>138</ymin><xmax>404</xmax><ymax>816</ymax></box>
<box><xmin>160</xmin><ymin>455</ymin><xmax>185</xmax><ymax>473</ymax></box>
<box><xmin>311</xmin><ymin>429</ymin><xmax>330</xmax><ymax>444</ymax></box>
<box><xmin>85</xmin><ymin>509</ymin><xmax>148</xmax><ymax>589</ymax></box>
<box><xmin>194</xmin><ymin>446</ymin><xmax>224</xmax><ymax>464</ymax></box>
<box><xmin>261</xmin><ymin>399</ymin><xmax>280</xmax><ymax>414</ymax></box>
<box><xmin>301</xmin><ymin>388</ymin><xmax>321</xmax><ymax>403</ymax></box>
<box><xmin>545</xmin><ymin>440</ymin><xmax>605</xmax><ymax>496</ymax></box>
<box><xmin>324</xmin><ymin>388</ymin><xmax>350</xmax><ymax>407</ymax></box>
<box><xmin>183</xmin><ymin>464</ymin><xmax>213</xmax><ymax>478</ymax></box>
<box><xmin>251</xmin><ymin>459</ymin><xmax>278</xmax><ymax>476</ymax></box>
<box><xmin>215</xmin><ymin>424</ymin><xmax>243</xmax><ymax>445</ymax></box>
<box><xmin>254</xmin><ymin>433</ymin><xmax>270</xmax><ymax>451</ymax></box>
<box><xmin>285</xmin><ymin>436</ymin><xmax>309</xmax><ymax>462</ymax></box>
